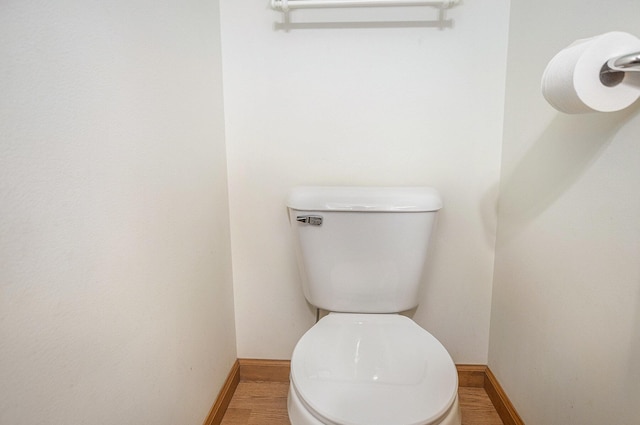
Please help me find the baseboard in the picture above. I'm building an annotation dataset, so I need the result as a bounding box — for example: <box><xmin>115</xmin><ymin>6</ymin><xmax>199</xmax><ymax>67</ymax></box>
<box><xmin>484</xmin><ymin>367</ymin><xmax>525</xmax><ymax>425</ymax></box>
<box><xmin>208</xmin><ymin>359</ymin><xmax>525</xmax><ymax>425</ymax></box>
<box><xmin>202</xmin><ymin>359</ymin><xmax>240</xmax><ymax>425</ymax></box>
<box><xmin>238</xmin><ymin>358</ymin><xmax>290</xmax><ymax>382</ymax></box>
<box><xmin>456</xmin><ymin>364</ymin><xmax>487</xmax><ymax>388</ymax></box>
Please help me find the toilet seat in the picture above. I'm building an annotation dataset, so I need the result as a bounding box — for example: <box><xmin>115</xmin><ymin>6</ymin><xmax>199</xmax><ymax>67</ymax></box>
<box><xmin>290</xmin><ymin>313</ymin><xmax>458</xmax><ymax>425</ymax></box>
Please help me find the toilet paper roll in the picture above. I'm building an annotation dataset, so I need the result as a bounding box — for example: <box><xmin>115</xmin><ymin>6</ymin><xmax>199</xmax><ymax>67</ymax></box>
<box><xmin>541</xmin><ymin>31</ymin><xmax>640</xmax><ymax>113</ymax></box>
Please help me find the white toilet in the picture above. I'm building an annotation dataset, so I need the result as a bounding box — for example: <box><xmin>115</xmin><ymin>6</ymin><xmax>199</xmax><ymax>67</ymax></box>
<box><xmin>286</xmin><ymin>186</ymin><xmax>461</xmax><ymax>425</ymax></box>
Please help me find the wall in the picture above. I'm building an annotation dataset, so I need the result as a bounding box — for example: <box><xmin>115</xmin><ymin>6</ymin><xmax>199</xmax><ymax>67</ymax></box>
<box><xmin>220</xmin><ymin>1</ymin><xmax>510</xmax><ymax>362</ymax></box>
<box><xmin>489</xmin><ymin>1</ymin><xmax>640</xmax><ymax>424</ymax></box>
<box><xmin>0</xmin><ymin>1</ymin><xmax>236</xmax><ymax>424</ymax></box>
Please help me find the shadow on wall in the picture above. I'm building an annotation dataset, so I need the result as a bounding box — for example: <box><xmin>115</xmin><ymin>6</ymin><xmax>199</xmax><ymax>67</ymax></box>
<box><xmin>491</xmin><ymin>101</ymin><xmax>640</xmax><ymax>245</ymax></box>
<box><xmin>624</xmin><ymin>111</ymin><xmax>640</xmax><ymax>412</ymax></box>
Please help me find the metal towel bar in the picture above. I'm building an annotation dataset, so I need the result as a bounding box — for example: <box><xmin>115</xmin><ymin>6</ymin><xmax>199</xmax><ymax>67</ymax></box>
<box><xmin>271</xmin><ymin>0</ymin><xmax>460</xmax><ymax>11</ymax></box>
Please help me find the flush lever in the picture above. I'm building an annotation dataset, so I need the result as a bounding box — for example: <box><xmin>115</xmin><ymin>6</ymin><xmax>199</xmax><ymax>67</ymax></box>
<box><xmin>296</xmin><ymin>215</ymin><xmax>323</xmax><ymax>226</ymax></box>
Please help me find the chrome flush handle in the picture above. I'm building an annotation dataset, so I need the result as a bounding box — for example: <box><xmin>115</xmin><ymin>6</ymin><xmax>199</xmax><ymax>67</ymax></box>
<box><xmin>296</xmin><ymin>215</ymin><xmax>323</xmax><ymax>226</ymax></box>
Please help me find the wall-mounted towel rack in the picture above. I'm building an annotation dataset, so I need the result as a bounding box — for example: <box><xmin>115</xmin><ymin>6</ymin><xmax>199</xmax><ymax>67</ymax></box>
<box><xmin>271</xmin><ymin>0</ymin><xmax>460</xmax><ymax>11</ymax></box>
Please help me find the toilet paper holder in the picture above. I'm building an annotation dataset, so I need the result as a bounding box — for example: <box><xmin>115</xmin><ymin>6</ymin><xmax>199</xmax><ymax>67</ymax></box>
<box><xmin>600</xmin><ymin>50</ymin><xmax>640</xmax><ymax>87</ymax></box>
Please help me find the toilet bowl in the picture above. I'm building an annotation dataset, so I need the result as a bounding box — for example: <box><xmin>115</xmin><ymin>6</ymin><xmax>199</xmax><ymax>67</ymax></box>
<box><xmin>286</xmin><ymin>187</ymin><xmax>459</xmax><ymax>425</ymax></box>
<box><xmin>288</xmin><ymin>313</ymin><xmax>460</xmax><ymax>425</ymax></box>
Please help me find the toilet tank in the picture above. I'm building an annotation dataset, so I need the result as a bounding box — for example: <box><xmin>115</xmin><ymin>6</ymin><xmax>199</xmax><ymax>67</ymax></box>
<box><xmin>287</xmin><ymin>187</ymin><xmax>442</xmax><ymax>313</ymax></box>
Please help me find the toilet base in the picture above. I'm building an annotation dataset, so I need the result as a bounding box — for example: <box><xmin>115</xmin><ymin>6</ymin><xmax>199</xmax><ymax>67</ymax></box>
<box><xmin>287</xmin><ymin>382</ymin><xmax>462</xmax><ymax>425</ymax></box>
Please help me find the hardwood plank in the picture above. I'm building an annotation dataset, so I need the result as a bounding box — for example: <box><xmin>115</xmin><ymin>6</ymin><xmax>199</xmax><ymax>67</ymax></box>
<box><xmin>226</xmin><ymin>382</ymin><xmax>289</xmax><ymax>410</ymax></box>
<box><xmin>218</xmin><ymin>409</ymin><xmax>251</xmax><ymax>425</ymax></box>
<box><xmin>459</xmin><ymin>387</ymin><xmax>504</xmax><ymax>425</ymax></box>
<box><xmin>247</xmin><ymin>408</ymin><xmax>290</xmax><ymax>425</ymax></box>
<box><xmin>221</xmin><ymin>381</ymin><xmax>289</xmax><ymax>425</ymax></box>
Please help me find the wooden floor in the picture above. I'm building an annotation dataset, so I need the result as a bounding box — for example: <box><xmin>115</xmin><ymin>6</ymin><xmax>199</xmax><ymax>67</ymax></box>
<box><xmin>220</xmin><ymin>381</ymin><xmax>504</xmax><ymax>425</ymax></box>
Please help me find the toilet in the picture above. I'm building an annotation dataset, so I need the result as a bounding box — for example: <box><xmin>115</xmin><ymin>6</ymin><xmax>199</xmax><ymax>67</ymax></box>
<box><xmin>286</xmin><ymin>186</ymin><xmax>461</xmax><ymax>425</ymax></box>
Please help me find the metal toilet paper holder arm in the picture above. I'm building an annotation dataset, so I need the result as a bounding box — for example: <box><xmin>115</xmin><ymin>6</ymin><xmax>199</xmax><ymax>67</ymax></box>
<box><xmin>600</xmin><ymin>50</ymin><xmax>640</xmax><ymax>87</ymax></box>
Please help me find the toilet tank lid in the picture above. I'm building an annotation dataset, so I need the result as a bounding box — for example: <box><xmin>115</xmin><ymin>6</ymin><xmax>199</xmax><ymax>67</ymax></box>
<box><xmin>287</xmin><ymin>186</ymin><xmax>442</xmax><ymax>212</ymax></box>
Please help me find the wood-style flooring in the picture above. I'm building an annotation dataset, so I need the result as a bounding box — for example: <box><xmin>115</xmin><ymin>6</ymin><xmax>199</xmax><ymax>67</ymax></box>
<box><xmin>220</xmin><ymin>381</ymin><xmax>504</xmax><ymax>425</ymax></box>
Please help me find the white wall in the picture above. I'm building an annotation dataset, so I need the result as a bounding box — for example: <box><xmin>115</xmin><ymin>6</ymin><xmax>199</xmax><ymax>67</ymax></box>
<box><xmin>0</xmin><ymin>1</ymin><xmax>236</xmax><ymax>424</ymax></box>
<box><xmin>220</xmin><ymin>1</ymin><xmax>510</xmax><ymax>362</ymax></box>
<box><xmin>490</xmin><ymin>1</ymin><xmax>640</xmax><ymax>424</ymax></box>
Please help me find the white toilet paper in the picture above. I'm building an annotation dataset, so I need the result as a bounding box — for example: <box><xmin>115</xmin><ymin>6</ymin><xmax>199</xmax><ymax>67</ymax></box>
<box><xmin>541</xmin><ymin>31</ymin><xmax>640</xmax><ymax>113</ymax></box>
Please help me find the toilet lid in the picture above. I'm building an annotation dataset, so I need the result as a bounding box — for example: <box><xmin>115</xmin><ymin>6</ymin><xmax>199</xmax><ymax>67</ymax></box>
<box><xmin>290</xmin><ymin>313</ymin><xmax>458</xmax><ymax>425</ymax></box>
